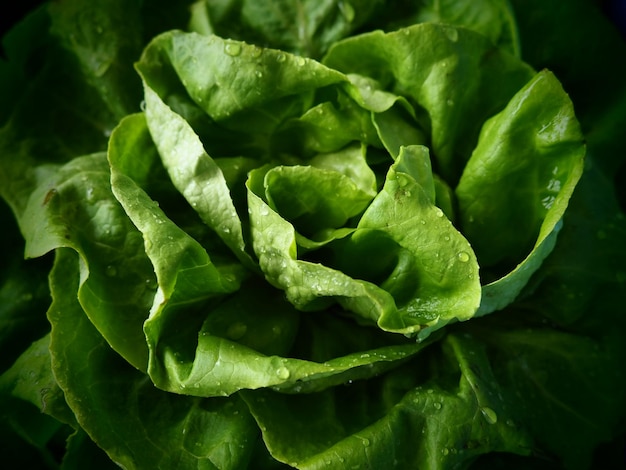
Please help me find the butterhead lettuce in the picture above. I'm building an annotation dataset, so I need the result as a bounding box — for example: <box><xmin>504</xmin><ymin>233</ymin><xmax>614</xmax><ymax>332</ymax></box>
<box><xmin>1</xmin><ymin>1</ymin><xmax>625</xmax><ymax>469</ymax></box>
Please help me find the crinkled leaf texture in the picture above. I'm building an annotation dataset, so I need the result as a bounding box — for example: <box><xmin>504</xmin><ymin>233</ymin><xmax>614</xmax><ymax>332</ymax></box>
<box><xmin>47</xmin><ymin>248</ymin><xmax>259</xmax><ymax>469</ymax></box>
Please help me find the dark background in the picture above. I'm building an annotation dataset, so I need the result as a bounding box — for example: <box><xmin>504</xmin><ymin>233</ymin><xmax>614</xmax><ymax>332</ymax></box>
<box><xmin>2</xmin><ymin>0</ymin><xmax>626</xmax><ymax>41</ymax></box>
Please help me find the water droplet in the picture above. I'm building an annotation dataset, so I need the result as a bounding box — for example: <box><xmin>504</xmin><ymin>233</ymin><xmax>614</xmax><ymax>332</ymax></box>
<box><xmin>296</xmin><ymin>56</ymin><xmax>306</xmax><ymax>66</ymax></box>
<box><xmin>434</xmin><ymin>207</ymin><xmax>444</xmax><ymax>217</ymax></box>
<box><xmin>140</xmin><ymin>100</ymin><xmax>146</xmax><ymax>111</ymax></box>
<box><xmin>361</xmin><ymin>437</ymin><xmax>370</xmax><ymax>447</ymax></box>
<box><xmin>259</xmin><ymin>205</ymin><xmax>270</xmax><ymax>216</ymax></box>
<box><xmin>105</xmin><ymin>265</ymin><xmax>117</xmax><ymax>277</ymax></box>
<box><xmin>255</xmin><ymin>70</ymin><xmax>263</xmax><ymax>78</ymax></box>
<box><xmin>443</xmin><ymin>26</ymin><xmax>459</xmax><ymax>42</ymax></box>
<box><xmin>441</xmin><ymin>447</ymin><xmax>450</xmax><ymax>455</ymax></box>
<box><xmin>227</xmin><ymin>322</ymin><xmax>247</xmax><ymax>340</ymax></box>
<box><xmin>457</xmin><ymin>251</ymin><xmax>470</xmax><ymax>263</ymax></box>
<box><xmin>276</xmin><ymin>366</ymin><xmax>290</xmax><ymax>380</ymax></box>
<box><xmin>433</xmin><ymin>402</ymin><xmax>442</xmax><ymax>410</ymax></box>
<box><xmin>224</xmin><ymin>42</ymin><xmax>242</xmax><ymax>57</ymax></box>
<box><xmin>480</xmin><ymin>407</ymin><xmax>498</xmax><ymax>424</ymax></box>
<box><xmin>276</xmin><ymin>53</ymin><xmax>286</xmax><ymax>63</ymax></box>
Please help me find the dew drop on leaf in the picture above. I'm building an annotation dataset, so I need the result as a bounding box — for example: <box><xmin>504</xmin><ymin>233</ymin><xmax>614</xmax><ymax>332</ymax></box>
<box><xmin>224</xmin><ymin>42</ymin><xmax>242</xmax><ymax>57</ymax></box>
<box><xmin>276</xmin><ymin>366</ymin><xmax>290</xmax><ymax>380</ymax></box>
<box><xmin>443</xmin><ymin>26</ymin><xmax>459</xmax><ymax>43</ymax></box>
<box><xmin>480</xmin><ymin>407</ymin><xmax>498</xmax><ymax>424</ymax></box>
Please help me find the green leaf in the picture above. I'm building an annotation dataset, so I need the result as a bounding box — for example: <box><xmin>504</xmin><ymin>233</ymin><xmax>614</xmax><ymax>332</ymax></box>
<box><xmin>0</xmin><ymin>334</ymin><xmax>75</xmax><ymax>426</ymax></box>
<box><xmin>410</xmin><ymin>0</ymin><xmax>520</xmax><ymax>55</ymax></box>
<box><xmin>354</xmin><ymin>150</ymin><xmax>481</xmax><ymax>337</ymax></box>
<box><xmin>323</xmin><ymin>22</ymin><xmax>535</xmax><ymax>183</ymax></box>
<box><xmin>140</xmin><ymin>84</ymin><xmax>259</xmax><ymax>270</ymax></box>
<box><xmin>457</xmin><ymin>70</ymin><xmax>585</xmax><ymax>269</ymax></box>
<box><xmin>243</xmin><ymin>332</ymin><xmax>531</xmax><ymax>468</ymax></box>
<box><xmin>469</xmin><ymin>313</ymin><xmax>626</xmax><ymax>470</ymax></box>
<box><xmin>137</xmin><ymin>30</ymin><xmax>346</xmax><ymax>123</ymax></box>
<box><xmin>0</xmin><ymin>334</ymin><xmax>75</xmax><ymax>468</ymax></box>
<box><xmin>17</xmin><ymin>153</ymin><xmax>154</xmax><ymax>370</ymax></box>
<box><xmin>190</xmin><ymin>0</ymin><xmax>384</xmax><ymax>59</ymax></box>
<box><xmin>263</xmin><ymin>162</ymin><xmax>374</xmax><ymax>237</ymax></box>
<box><xmin>48</xmin><ymin>0</ymin><xmax>144</xmax><ymax>119</ymax></box>
<box><xmin>454</xmin><ymin>70</ymin><xmax>585</xmax><ymax>314</ymax></box>
<box><xmin>247</xmin><ymin>167</ymin><xmax>397</xmax><ymax>323</ymax></box>
<box><xmin>274</xmin><ymin>87</ymin><xmax>383</xmax><ymax>156</ymax></box>
<box><xmin>48</xmin><ymin>248</ymin><xmax>259</xmax><ymax>469</ymax></box>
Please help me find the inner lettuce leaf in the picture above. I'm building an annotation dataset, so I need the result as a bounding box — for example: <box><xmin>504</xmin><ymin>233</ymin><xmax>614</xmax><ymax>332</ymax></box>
<box><xmin>188</xmin><ymin>0</ymin><xmax>384</xmax><ymax>59</ymax></box>
<box><xmin>109</xmin><ymin>112</ymin><xmax>431</xmax><ymax>397</ymax></box>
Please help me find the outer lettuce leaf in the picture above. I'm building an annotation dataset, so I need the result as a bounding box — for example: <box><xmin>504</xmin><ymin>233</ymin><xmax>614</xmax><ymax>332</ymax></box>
<box><xmin>48</xmin><ymin>248</ymin><xmax>259</xmax><ymax>469</ymax></box>
<box><xmin>407</xmin><ymin>0</ymin><xmax>520</xmax><ymax>55</ymax></box>
<box><xmin>136</xmin><ymin>30</ymin><xmax>346</xmax><ymax>124</ymax></box>
<box><xmin>17</xmin><ymin>154</ymin><xmax>154</xmax><ymax>370</ymax></box>
<box><xmin>455</xmin><ymin>70</ymin><xmax>585</xmax><ymax>314</ymax></box>
<box><xmin>242</xmin><ymin>332</ymin><xmax>532</xmax><ymax>469</ymax></box>
<box><xmin>0</xmin><ymin>200</ymin><xmax>51</xmax><ymax>372</ymax></box>
<box><xmin>522</xmin><ymin>161</ymin><xmax>626</xmax><ymax>331</ymax></box>
<box><xmin>48</xmin><ymin>0</ymin><xmax>144</xmax><ymax>120</ymax></box>
<box><xmin>0</xmin><ymin>334</ymin><xmax>74</xmax><ymax>426</ymax></box>
<box><xmin>0</xmin><ymin>334</ymin><xmax>75</xmax><ymax>467</ymax></box>
<box><xmin>189</xmin><ymin>0</ymin><xmax>383</xmax><ymax>59</ymax></box>
<box><xmin>467</xmin><ymin>311</ymin><xmax>626</xmax><ymax>470</ymax></box>
<box><xmin>323</xmin><ymin>22</ymin><xmax>535</xmax><ymax>183</ymax></box>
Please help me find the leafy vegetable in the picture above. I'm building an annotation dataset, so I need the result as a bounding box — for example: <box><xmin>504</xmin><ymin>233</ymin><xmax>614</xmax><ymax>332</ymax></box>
<box><xmin>1</xmin><ymin>0</ymin><xmax>625</xmax><ymax>469</ymax></box>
